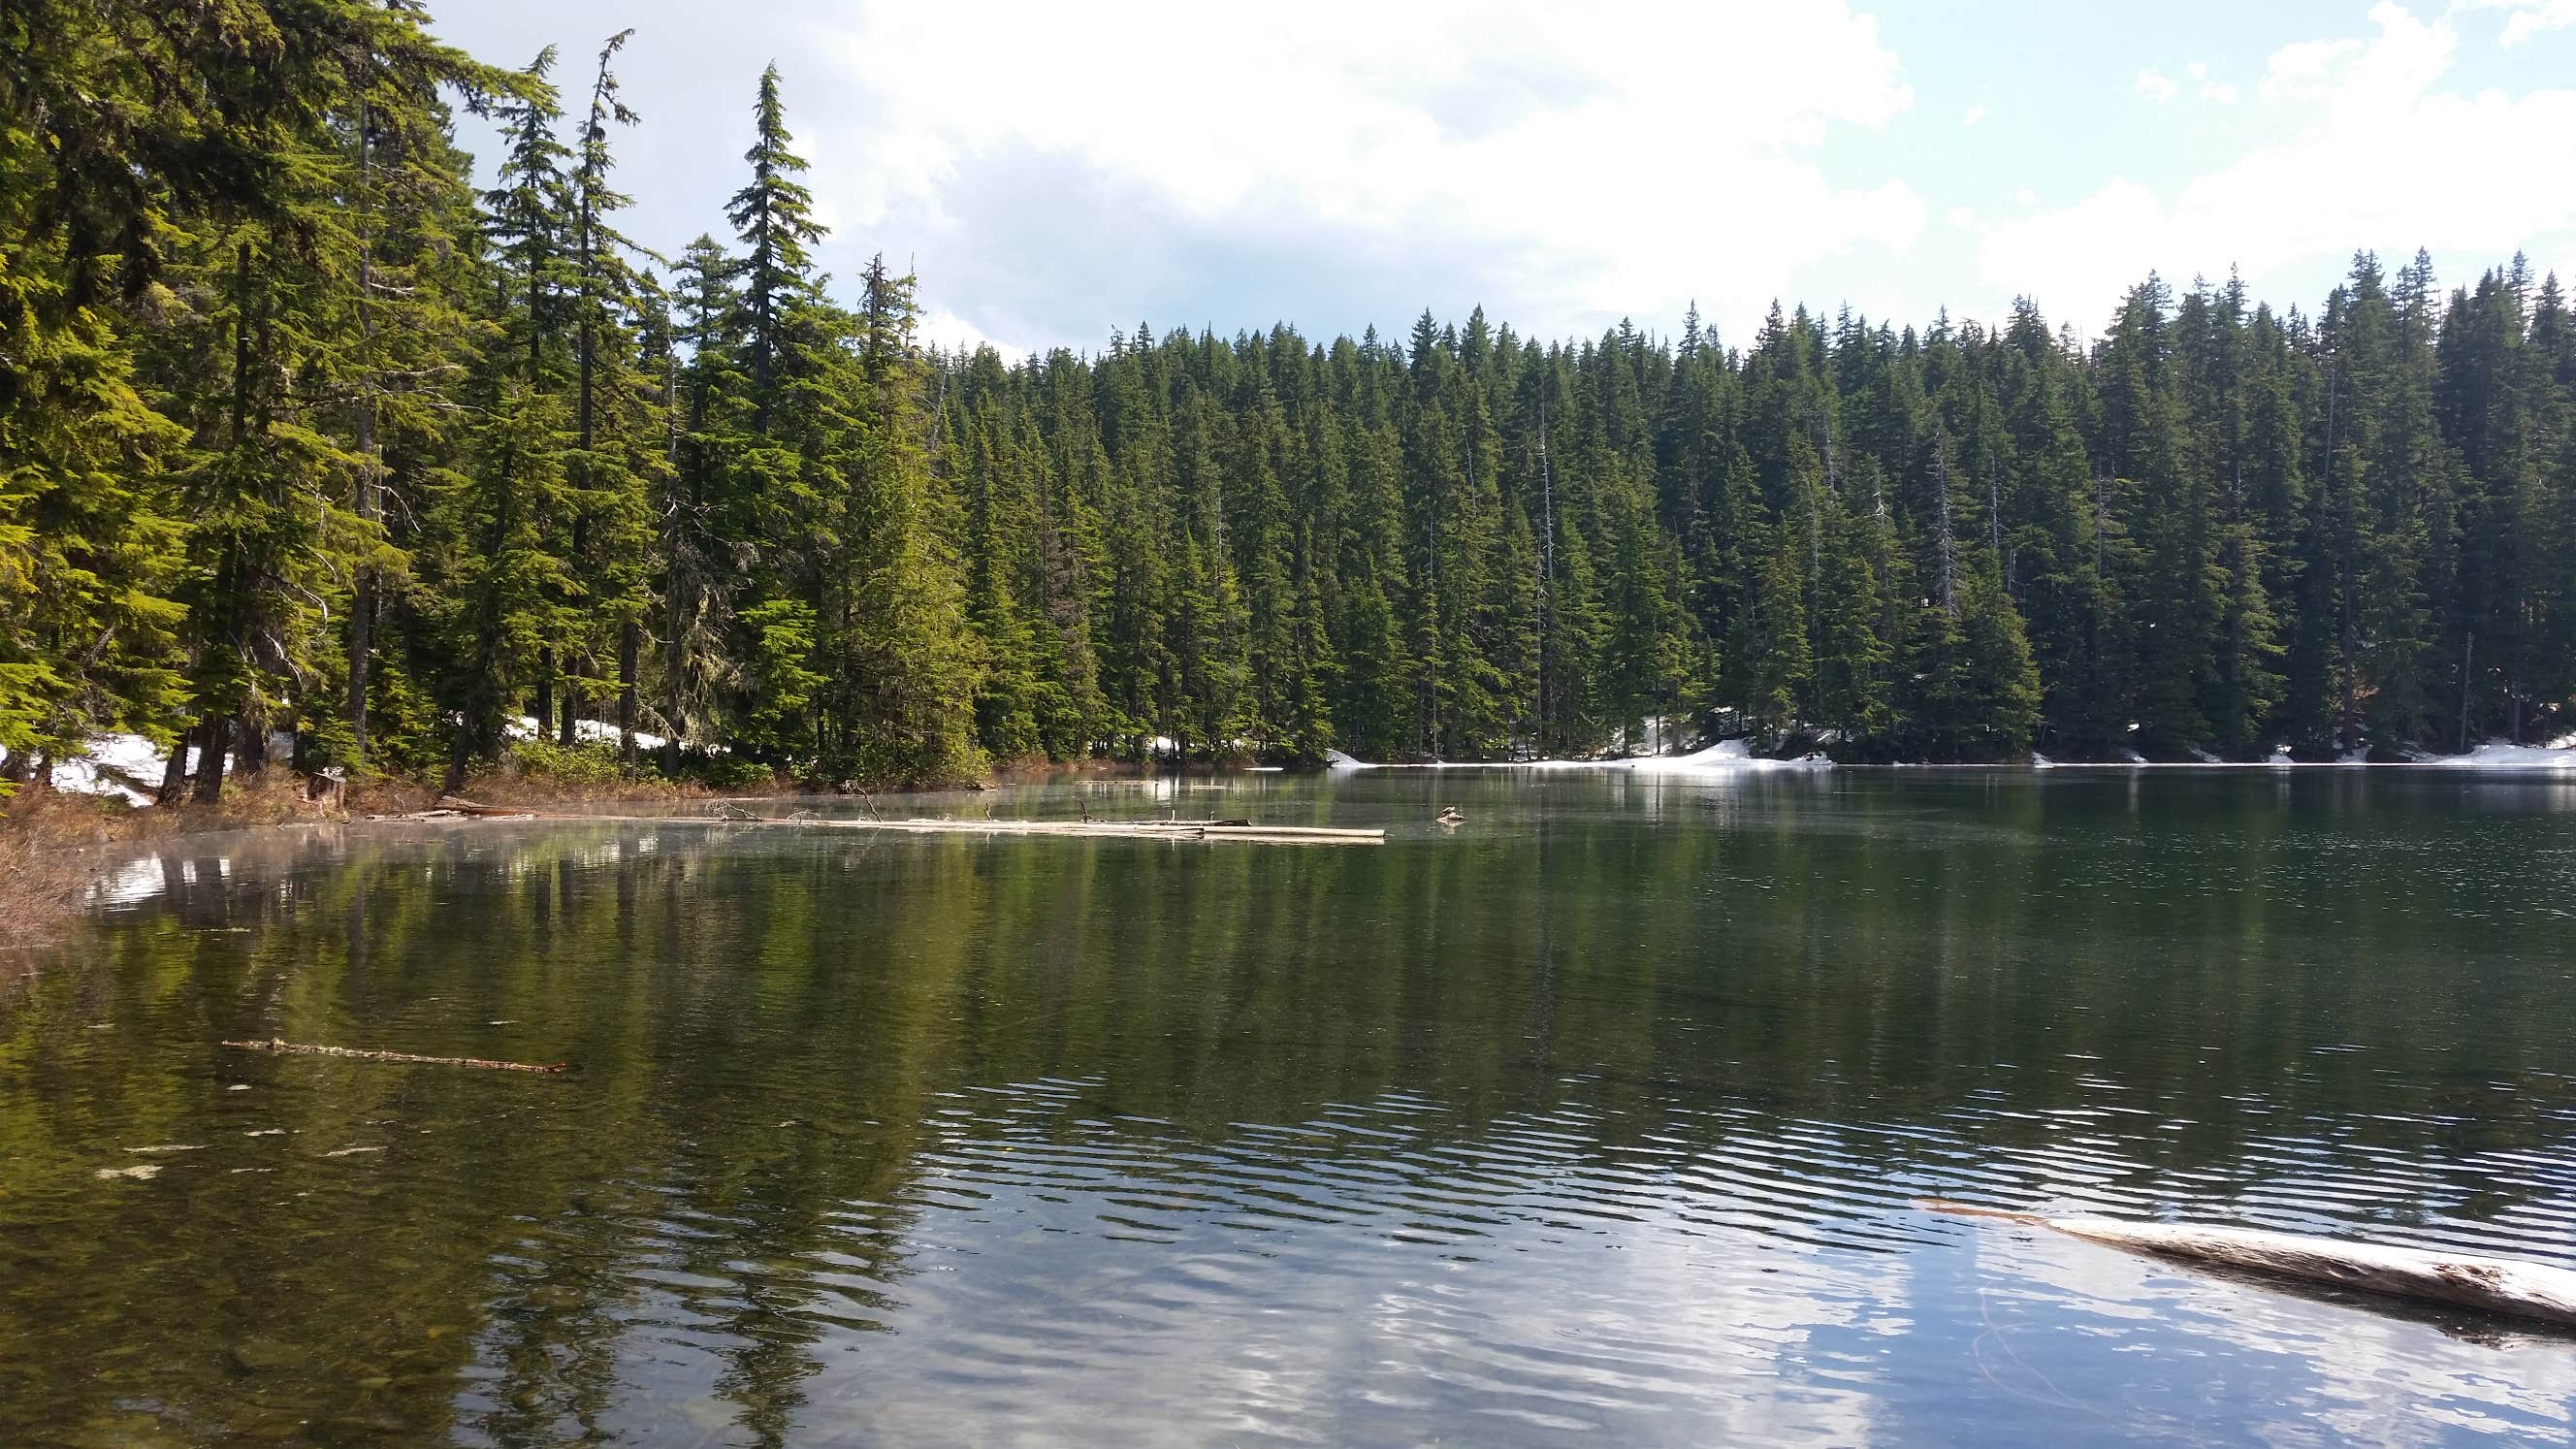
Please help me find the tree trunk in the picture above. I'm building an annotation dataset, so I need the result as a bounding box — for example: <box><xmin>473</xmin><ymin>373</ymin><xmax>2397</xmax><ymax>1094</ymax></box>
<box><xmin>618</xmin><ymin>618</ymin><xmax>640</xmax><ymax>767</ymax></box>
<box><xmin>560</xmin><ymin>681</ymin><xmax>579</xmax><ymax>749</ymax></box>
<box><xmin>350</xmin><ymin>536</ymin><xmax>375</xmax><ymax>766</ymax></box>
<box><xmin>442</xmin><ymin>725</ymin><xmax>470</xmax><ymax>796</ymax></box>
<box><xmin>2458</xmin><ymin>630</ymin><xmax>2474</xmax><ymax>753</ymax></box>
<box><xmin>194</xmin><ymin>716</ymin><xmax>231</xmax><ymax>804</ymax></box>
<box><xmin>237</xmin><ymin>715</ymin><xmax>267</xmax><ymax>776</ymax></box>
<box><xmin>157</xmin><ymin>726</ymin><xmax>192</xmax><ymax>804</ymax></box>
<box><xmin>533</xmin><ymin>649</ymin><xmax>554</xmax><ymax>745</ymax></box>
<box><xmin>348</xmin><ymin>103</ymin><xmax>378</xmax><ymax>768</ymax></box>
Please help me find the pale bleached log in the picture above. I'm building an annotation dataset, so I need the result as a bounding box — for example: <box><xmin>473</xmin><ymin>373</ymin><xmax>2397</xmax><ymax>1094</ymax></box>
<box><xmin>433</xmin><ymin>795</ymin><xmax>537</xmax><ymax>818</ymax></box>
<box><xmin>1925</xmin><ymin>1200</ymin><xmax>2576</xmax><ymax>1329</ymax></box>
<box><xmin>571</xmin><ymin>815</ymin><xmax>1385</xmax><ymax>845</ymax></box>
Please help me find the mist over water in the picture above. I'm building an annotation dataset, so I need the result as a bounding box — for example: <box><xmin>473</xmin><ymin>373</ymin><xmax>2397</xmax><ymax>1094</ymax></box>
<box><xmin>6</xmin><ymin>771</ymin><xmax>2576</xmax><ymax>1445</ymax></box>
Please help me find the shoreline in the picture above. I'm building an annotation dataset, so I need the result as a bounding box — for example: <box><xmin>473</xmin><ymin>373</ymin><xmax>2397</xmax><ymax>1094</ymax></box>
<box><xmin>1326</xmin><ymin>753</ymin><xmax>2576</xmax><ymax>775</ymax></box>
<box><xmin>14</xmin><ymin>748</ymin><xmax>2575</xmax><ymax>958</ymax></box>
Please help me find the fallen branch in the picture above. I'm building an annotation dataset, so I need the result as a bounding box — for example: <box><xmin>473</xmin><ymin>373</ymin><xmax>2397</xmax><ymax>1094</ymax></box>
<box><xmin>221</xmin><ymin>1038</ymin><xmax>566</xmax><ymax>1075</ymax></box>
<box><xmin>1923</xmin><ymin>1199</ymin><xmax>2576</xmax><ymax>1329</ymax></box>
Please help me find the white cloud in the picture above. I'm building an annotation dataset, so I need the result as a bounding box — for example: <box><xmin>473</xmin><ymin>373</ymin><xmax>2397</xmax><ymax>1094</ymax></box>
<box><xmin>1961</xmin><ymin>103</ymin><xmax>1988</xmax><ymax>128</ymax></box>
<box><xmin>2259</xmin><ymin>34</ymin><xmax>2367</xmax><ymax>103</ymax></box>
<box><xmin>1947</xmin><ymin>206</ymin><xmax>1977</xmax><ymax>228</ymax></box>
<box><xmin>2160</xmin><ymin>59</ymin><xmax>2237</xmax><ymax>104</ymax></box>
<box><xmin>814</xmin><ymin>0</ymin><xmax>1922</xmax><ymax>345</ymax></box>
<box><xmin>2454</xmin><ymin>0</ymin><xmax>2576</xmax><ymax>47</ymax></box>
<box><xmin>1980</xmin><ymin>2</ymin><xmax>2576</xmax><ymax>324</ymax></box>
<box><xmin>918</xmin><ymin>306</ymin><xmax>1021</xmax><ymax>359</ymax></box>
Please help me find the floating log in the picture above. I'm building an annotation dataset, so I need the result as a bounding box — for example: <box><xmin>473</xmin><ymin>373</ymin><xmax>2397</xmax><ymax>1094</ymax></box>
<box><xmin>222</xmin><ymin>1039</ymin><xmax>567</xmax><ymax>1075</ymax></box>
<box><xmin>1191</xmin><ymin>823</ymin><xmax>1379</xmax><ymax>841</ymax></box>
<box><xmin>578</xmin><ymin>814</ymin><xmax>1383</xmax><ymax>845</ymax></box>
<box><xmin>377</xmin><ymin>805</ymin><xmax>1383</xmax><ymax>844</ymax></box>
<box><xmin>1924</xmin><ymin>1199</ymin><xmax>2576</xmax><ymax>1329</ymax></box>
<box><xmin>433</xmin><ymin>795</ymin><xmax>536</xmax><ymax>819</ymax></box>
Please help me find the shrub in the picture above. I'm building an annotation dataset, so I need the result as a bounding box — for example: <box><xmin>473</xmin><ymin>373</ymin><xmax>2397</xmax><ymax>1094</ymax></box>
<box><xmin>694</xmin><ymin>755</ymin><xmax>774</xmax><ymax>790</ymax></box>
<box><xmin>507</xmin><ymin>738</ymin><xmax>626</xmax><ymax>788</ymax></box>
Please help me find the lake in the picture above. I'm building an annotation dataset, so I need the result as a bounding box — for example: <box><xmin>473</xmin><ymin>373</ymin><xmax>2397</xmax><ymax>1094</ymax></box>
<box><xmin>6</xmin><ymin>769</ymin><xmax>2576</xmax><ymax>1445</ymax></box>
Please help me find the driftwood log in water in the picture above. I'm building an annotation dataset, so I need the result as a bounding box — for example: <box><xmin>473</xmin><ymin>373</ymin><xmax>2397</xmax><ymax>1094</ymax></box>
<box><xmin>433</xmin><ymin>795</ymin><xmax>537</xmax><ymax>818</ymax></box>
<box><xmin>584</xmin><ymin>814</ymin><xmax>1385</xmax><ymax>845</ymax></box>
<box><xmin>1924</xmin><ymin>1200</ymin><xmax>2576</xmax><ymax>1329</ymax></box>
<box><xmin>222</xmin><ymin>1039</ymin><xmax>567</xmax><ymax>1075</ymax></box>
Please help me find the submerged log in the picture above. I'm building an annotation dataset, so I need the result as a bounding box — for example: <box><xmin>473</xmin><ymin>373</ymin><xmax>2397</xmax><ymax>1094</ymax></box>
<box><xmin>222</xmin><ymin>1039</ymin><xmax>567</xmax><ymax>1075</ymax></box>
<box><xmin>1924</xmin><ymin>1200</ymin><xmax>2576</xmax><ymax>1329</ymax></box>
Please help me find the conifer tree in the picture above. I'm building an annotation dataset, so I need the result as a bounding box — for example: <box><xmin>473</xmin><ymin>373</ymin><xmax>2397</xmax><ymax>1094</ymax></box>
<box><xmin>559</xmin><ymin>29</ymin><xmax>661</xmax><ymax>758</ymax></box>
<box><xmin>13</xmin><ymin>16</ymin><xmax>2576</xmax><ymax>790</ymax></box>
<box><xmin>727</xmin><ymin>64</ymin><xmax>825</xmax><ymax>438</ymax></box>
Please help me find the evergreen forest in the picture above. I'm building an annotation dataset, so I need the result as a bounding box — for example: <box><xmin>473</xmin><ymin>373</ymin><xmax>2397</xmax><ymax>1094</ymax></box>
<box><xmin>11</xmin><ymin>4</ymin><xmax>2576</xmax><ymax>797</ymax></box>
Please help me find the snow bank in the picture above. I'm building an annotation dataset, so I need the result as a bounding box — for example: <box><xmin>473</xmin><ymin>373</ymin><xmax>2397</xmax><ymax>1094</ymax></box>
<box><xmin>46</xmin><ymin>733</ymin><xmax>168</xmax><ymax>805</ymax></box>
<box><xmin>48</xmin><ymin>758</ymin><xmax>153</xmax><ymax>806</ymax></box>
<box><xmin>2427</xmin><ymin>742</ymin><xmax>2576</xmax><ymax>772</ymax></box>
<box><xmin>31</xmin><ymin>716</ymin><xmax>682</xmax><ymax>807</ymax></box>
<box><xmin>1600</xmin><ymin>739</ymin><xmax>1830</xmax><ymax>774</ymax></box>
<box><xmin>1322</xmin><ymin>739</ymin><xmax>1830</xmax><ymax>773</ymax></box>
<box><xmin>508</xmin><ymin>715</ymin><xmax>668</xmax><ymax>751</ymax></box>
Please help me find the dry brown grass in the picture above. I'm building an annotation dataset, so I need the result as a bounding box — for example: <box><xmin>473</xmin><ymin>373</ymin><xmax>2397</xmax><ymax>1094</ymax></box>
<box><xmin>442</xmin><ymin>768</ymin><xmax>727</xmax><ymax>810</ymax></box>
<box><xmin>0</xmin><ymin>789</ymin><xmax>181</xmax><ymax>955</ymax></box>
<box><xmin>0</xmin><ymin>810</ymin><xmax>96</xmax><ymax>954</ymax></box>
<box><xmin>4</xmin><ymin>777</ymin><xmax>356</xmax><ymax>960</ymax></box>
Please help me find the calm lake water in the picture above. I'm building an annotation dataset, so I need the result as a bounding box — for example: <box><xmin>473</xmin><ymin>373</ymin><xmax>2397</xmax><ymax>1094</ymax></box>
<box><xmin>7</xmin><ymin>770</ymin><xmax>2576</xmax><ymax>1445</ymax></box>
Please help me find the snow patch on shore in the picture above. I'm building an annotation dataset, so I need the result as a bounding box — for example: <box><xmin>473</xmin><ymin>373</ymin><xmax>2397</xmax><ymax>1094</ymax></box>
<box><xmin>46</xmin><ymin>733</ymin><xmax>168</xmax><ymax>805</ymax></box>
<box><xmin>1598</xmin><ymin>739</ymin><xmax>1830</xmax><ymax>773</ymax></box>
<box><xmin>1324</xmin><ymin>739</ymin><xmax>1829</xmax><ymax>773</ymax></box>
<box><xmin>507</xmin><ymin>716</ymin><xmax>668</xmax><ymax>751</ymax></box>
<box><xmin>32</xmin><ymin>718</ymin><xmax>681</xmax><ymax>808</ymax></box>
<box><xmin>2427</xmin><ymin>741</ymin><xmax>2576</xmax><ymax>772</ymax></box>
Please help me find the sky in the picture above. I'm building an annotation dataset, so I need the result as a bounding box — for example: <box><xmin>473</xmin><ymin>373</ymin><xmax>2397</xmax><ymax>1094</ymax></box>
<box><xmin>428</xmin><ymin>0</ymin><xmax>2576</xmax><ymax>358</ymax></box>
